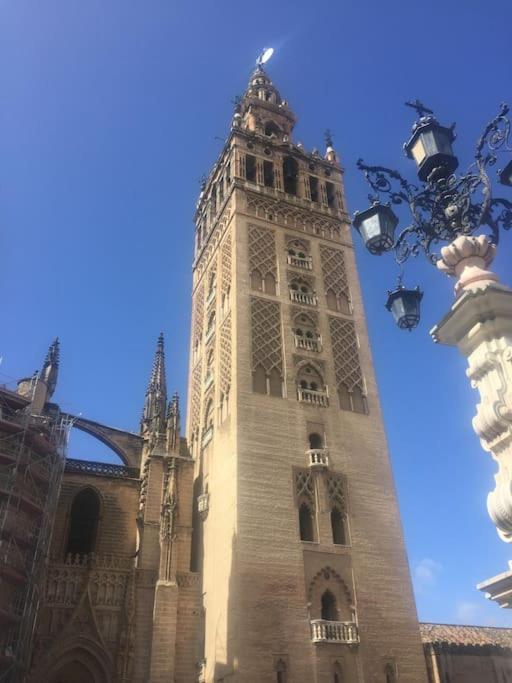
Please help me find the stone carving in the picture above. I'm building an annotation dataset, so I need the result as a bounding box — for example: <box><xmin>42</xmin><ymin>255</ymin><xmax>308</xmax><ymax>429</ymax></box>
<box><xmin>320</xmin><ymin>245</ymin><xmax>350</xmax><ymax>303</ymax></box>
<box><xmin>193</xmin><ymin>283</ymin><xmax>205</xmax><ymax>349</ymax></box>
<box><xmin>250</xmin><ymin>297</ymin><xmax>283</xmax><ymax>374</ymax></box>
<box><xmin>295</xmin><ymin>469</ymin><xmax>315</xmax><ymax>508</ymax></box>
<box><xmin>246</xmin><ymin>192</ymin><xmax>343</xmax><ymax>240</ymax></box>
<box><xmin>248</xmin><ymin>224</ymin><xmax>277</xmax><ymax>280</ymax></box>
<box><xmin>221</xmin><ymin>230</ymin><xmax>232</xmax><ymax>295</ymax></box>
<box><xmin>329</xmin><ymin>318</ymin><xmax>364</xmax><ymax>392</ymax></box>
<box><xmin>190</xmin><ymin>361</ymin><xmax>202</xmax><ymax>434</ymax></box>
<box><xmin>436</xmin><ymin>234</ymin><xmax>498</xmax><ymax>294</ymax></box>
<box><xmin>195</xmin><ymin>202</ymin><xmax>232</xmax><ymax>276</ymax></box>
<box><xmin>327</xmin><ymin>473</ymin><xmax>346</xmax><ymax>513</ymax></box>
<box><xmin>219</xmin><ymin>312</ymin><xmax>232</xmax><ymax>395</ymax></box>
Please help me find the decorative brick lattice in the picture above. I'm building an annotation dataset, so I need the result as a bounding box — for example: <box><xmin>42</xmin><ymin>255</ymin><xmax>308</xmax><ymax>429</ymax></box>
<box><xmin>329</xmin><ymin>318</ymin><xmax>364</xmax><ymax>392</ymax></box>
<box><xmin>193</xmin><ymin>283</ymin><xmax>205</xmax><ymax>344</ymax></box>
<box><xmin>219</xmin><ymin>312</ymin><xmax>232</xmax><ymax>394</ymax></box>
<box><xmin>295</xmin><ymin>469</ymin><xmax>315</xmax><ymax>508</ymax></box>
<box><xmin>251</xmin><ymin>298</ymin><xmax>283</xmax><ymax>374</ymax></box>
<box><xmin>320</xmin><ymin>246</ymin><xmax>350</xmax><ymax>300</ymax></box>
<box><xmin>327</xmin><ymin>473</ymin><xmax>346</xmax><ymax>512</ymax></box>
<box><xmin>221</xmin><ymin>231</ymin><xmax>232</xmax><ymax>294</ymax></box>
<box><xmin>248</xmin><ymin>225</ymin><xmax>277</xmax><ymax>278</ymax></box>
<box><xmin>190</xmin><ymin>361</ymin><xmax>202</xmax><ymax>432</ymax></box>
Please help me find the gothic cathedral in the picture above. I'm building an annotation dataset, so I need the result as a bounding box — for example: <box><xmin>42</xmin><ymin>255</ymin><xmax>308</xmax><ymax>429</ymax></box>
<box><xmin>0</xmin><ymin>64</ymin><xmax>433</xmax><ymax>682</ymax></box>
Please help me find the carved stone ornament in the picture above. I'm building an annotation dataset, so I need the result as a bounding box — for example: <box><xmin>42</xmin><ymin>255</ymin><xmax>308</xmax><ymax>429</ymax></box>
<box><xmin>432</xmin><ymin>246</ymin><xmax>512</xmax><ymax>542</ymax></box>
<box><xmin>436</xmin><ymin>234</ymin><xmax>499</xmax><ymax>294</ymax></box>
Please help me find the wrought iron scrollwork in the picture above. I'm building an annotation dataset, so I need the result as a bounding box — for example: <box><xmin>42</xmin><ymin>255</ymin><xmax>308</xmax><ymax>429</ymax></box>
<box><xmin>356</xmin><ymin>103</ymin><xmax>512</xmax><ymax>266</ymax></box>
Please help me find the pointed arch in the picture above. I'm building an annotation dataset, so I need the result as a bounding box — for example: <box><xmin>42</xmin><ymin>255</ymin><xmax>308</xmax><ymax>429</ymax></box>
<box><xmin>321</xmin><ymin>589</ymin><xmax>338</xmax><ymax>621</ymax></box>
<box><xmin>308</xmin><ymin>566</ymin><xmax>353</xmax><ymax>621</ymax></box>
<box><xmin>41</xmin><ymin>637</ymin><xmax>113</xmax><ymax>683</ymax></box>
<box><xmin>66</xmin><ymin>487</ymin><xmax>101</xmax><ymax>558</ymax></box>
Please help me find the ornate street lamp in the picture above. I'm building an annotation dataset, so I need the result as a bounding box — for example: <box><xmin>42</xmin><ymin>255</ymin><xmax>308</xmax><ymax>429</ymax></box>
<box><xmin>353</xmin><ymin>101</ymin><xmax>512</xmax><ymax>606</ymax></box>
<box><xmin>354</xmin><ymin>100</ymin><xmax>512</xmax><ymax>329</ymax></box>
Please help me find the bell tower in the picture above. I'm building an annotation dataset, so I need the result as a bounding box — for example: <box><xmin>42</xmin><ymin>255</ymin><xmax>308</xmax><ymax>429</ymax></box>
<box><xmin>186</xmin><ymin>62</ymin><xmax>428</xmax><ymax>682</ymax></box>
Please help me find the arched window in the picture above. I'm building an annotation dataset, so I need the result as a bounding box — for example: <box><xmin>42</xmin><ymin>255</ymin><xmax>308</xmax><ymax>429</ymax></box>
<box><xmin>331</xmin><ymin>508</ymin><xmax>346</xmax><ymax>545</ymax></box>
<box><xmin>333</xmin><ymin>662</ymin><xmax>343</xmax><ymax>683</ymax></box>
<box><xmin>352</xmin><ymin>386</ymin><xmax>367</xmax><ymax>414</ymax></box>
<box><xmin>326</xmin><ymin>288</ymin><xmax>338</xmax><ymax>311</ymax></box>
<box><xmin>338</xmin><ymin>384</ymin><xmax>351</xmax><ymax>411</ymax></box>
<box><xmin>283</xmin><ymin>156</ymin><xmax>299</xmax><ymax>196</ymax></box>
<box><xmin>321</xmin><ymin>590</ymin><xmax>338</xmax><ymax>621</ymax></box>
<box><xmin>264</xmin><ymin>272</ymin><xmax>277</xmax><ymax>296</ymax></box>
<box><xmin>293</xmin><ymin>313</ymin><xmax>320</xmax><ymax>350</ymax></box>
<box><xmin>265</xmin><ymin>121</ymin><xmax>282</xmax><ymax>138</ymax></box>
<box><xmin>299</xmin><ymin>502</ymin><xmax>315</xmax><ymax>542</ymax></box>
<box><xmin>297</xmin><ymin>365</ymin><xmax>325</xmax><ymax>393</ymax></box>
<box><xmin>309</xmin><ymin>433</ymin><xmax>323</xmax><ymax>449</ymax></box>
<box><xmin>66</xmin><ymin>488</ymin><xmax>100</xmax><ymax>557</ymax></box>
<box><xmin>253</xmin><ymin>365</ymin><xmax>267</xmax><ymax>394</ymax></box>
<box><xmin>250</xmin><ymin>268</ymin><xmax>263</xmax><ymax>292</ymax></box>
<box><xmin>289</xmin><ymin>280</ymin><xmax>315</xmax><ymax>305</ymax></box>
<box><xmin>385</xmin><ymin>663</ymin><xmax>395</xmax><ymax>683</ymax></box>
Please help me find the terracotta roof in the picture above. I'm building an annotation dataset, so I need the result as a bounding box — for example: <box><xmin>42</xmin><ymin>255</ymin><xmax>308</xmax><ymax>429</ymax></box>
<box><xmin>420</xmin><ymin>622</ymin><xmax>512</xmax><ymax>649</ymax></box>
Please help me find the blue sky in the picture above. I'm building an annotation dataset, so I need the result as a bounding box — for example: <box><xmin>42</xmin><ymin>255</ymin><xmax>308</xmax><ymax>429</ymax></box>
<box><xmin>2</xmin><ymin>0</ymin><xmax>512</xmax><ymax>627</ymax></box>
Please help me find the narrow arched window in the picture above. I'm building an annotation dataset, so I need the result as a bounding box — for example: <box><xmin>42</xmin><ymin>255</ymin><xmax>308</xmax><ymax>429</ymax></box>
<box><xmin>250</xmin><ymin>268</ymin><xmax>263</xmax><ymax>291</ymax></box>
<box><xmin>253</xmin><ymin>365</ymin><xmax>267</xmax><ymax>394</ymax></box>
<box><xmin>299</xmin><ymin>503</ymin><xmax>315</xmax><ymax>541</ymax></box>
<box><xmin>66</xmin><ymin>488</ymin><xmax>100</xmax><ymax>557</ymax></box>
<box><xmin>385</xmin><ymin>664</ymin><xmax>396</xmax><ymax>683</ymax></box>
<box><xmin>331</xmin><ymin>508</ymin><xmax>346</xmax><ymax>545</ymax></box>
<box><xmin>352</xmin><ymin>386</ymin><xmax>367</xmax><ymax>414</ymax></box>
<box><xmin>283</xmin><ymin>156</ymin><xmax>299</xmax><ymax>196</ymax></box>
<box><xmin>309</xmin><ymin>433</ymin><xmax>323</xmax><ymax>449</ymax></box>
<box><xmin>333</xmin><ymin>662</ymin><xmax>343</xmax><ymax>683</ymax></box>
<box><xmin>275</xmin><ymin>659</ymin><xmax>287</xmax><ymax>683</ymax></box>
<box><xmin>269</xmin><ymin>368</ymin><xmax>282</xmax><ymax>397</ymax></box>
<box><xmin>321</xmin><ymin>590</ymin><xmax>338</xmax><ymax>621</ymax></box>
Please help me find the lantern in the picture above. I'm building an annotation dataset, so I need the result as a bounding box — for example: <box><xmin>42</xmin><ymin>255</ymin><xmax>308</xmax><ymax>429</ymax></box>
<box><xmin>353</xmin><ymin>202</ymin><xmax>398</xmax><ymax>255</ymax></box>
<box><xmin>404</xmin><ymin>116</ymin><xmax>458</xmax><ymax>182</ymax></box>
<box><xmin>385</xmin><ymin>286</ymin><xmax>423</xmax><ymax>331</ymax></box>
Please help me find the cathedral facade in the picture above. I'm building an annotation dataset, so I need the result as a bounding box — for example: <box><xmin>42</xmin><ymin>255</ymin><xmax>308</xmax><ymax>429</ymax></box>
<box><xmin>2</xmin><ymin>64</ymin><xmax>511</xmax><ymax>683</ymax></box>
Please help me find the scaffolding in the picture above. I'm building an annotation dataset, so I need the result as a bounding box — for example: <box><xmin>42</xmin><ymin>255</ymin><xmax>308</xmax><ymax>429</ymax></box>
<box><xmin>0</xmin><ymin>384</ymin><xmax>72</xmax><ymax>683</ymax></box>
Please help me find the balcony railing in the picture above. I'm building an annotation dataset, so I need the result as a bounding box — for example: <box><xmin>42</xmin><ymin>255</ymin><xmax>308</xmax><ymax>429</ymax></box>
<box><xmin>295</xmin><ymin>336</ymin><xmax>321</xmax><ymax>352</ymax></box>
<box><xmin>310</xmin><ymin>620</ymin><xmax>359</xmax><ymax>644</ymax></box>
<box><xmin>287</xmin><ymin>254</ymin><xmax>312</xmax><ymax>269</ymax></box>
<box><xmin>298</xmin><ymin>388</ymin><xmax>329</xmax><ymax>407</ymax></box>
<box><xmin>290</xmin><ymin>290</ymin><xmax>317</xmax><ymax>306</ymax></box>
<box><xmin>306</xmin><ymin>449</ymin><xmax>329</xmax><ymax>468</ymax></box>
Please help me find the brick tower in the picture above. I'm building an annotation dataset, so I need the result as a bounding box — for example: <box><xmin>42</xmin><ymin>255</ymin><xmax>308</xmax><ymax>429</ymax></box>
<box><xmin>186</xmin><ymin>63</ymin><xmax>428</xmax><ymax>682</ymax></box>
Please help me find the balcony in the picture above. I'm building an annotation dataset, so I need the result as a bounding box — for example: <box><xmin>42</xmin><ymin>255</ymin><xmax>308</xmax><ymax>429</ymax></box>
<box><xmin>307</xmin><ymin>449</ymin><xmax>329</xmax><ymax>468</ymax></box>
<box><xmin>298</xmin><ymin>388</ymin><xmax>329</xmax><ymax>407</ymax></box>
<box><xmin>295</xmin><ymin>336</ymin><xmax>321</xmax><ymax>352</ymax></box>
<box><xmin>310</xmin><ymin>620</ymin><xmax>359</xmax><ymax>644</ymax></box>
<box><xmin>290</xmin><ymin>290</ymin><xmax>317</xmax><ymax>306</ymax></box>
<box><xmin>287</xmin><ymin>254</ymin><xmax>312</xmax><ymax>270</ymax></box>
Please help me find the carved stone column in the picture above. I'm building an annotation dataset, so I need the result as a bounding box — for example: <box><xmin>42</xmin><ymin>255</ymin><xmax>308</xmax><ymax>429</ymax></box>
<box><xmin>431</xmin><ymin>235</ymin><xmax>512</xmax><ymax>543</ymax></box>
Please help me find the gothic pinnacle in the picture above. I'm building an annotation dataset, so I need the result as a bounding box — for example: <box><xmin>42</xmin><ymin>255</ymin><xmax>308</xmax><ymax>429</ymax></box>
<box><xmin>41</xmin><ymin>337</ymin><xmax>60</xmax><ymax>398</ymax></box>
<box><xmin>141</xmin><ymin>333</ymin><xmax>168</xmax><ymax>434</ymax></box>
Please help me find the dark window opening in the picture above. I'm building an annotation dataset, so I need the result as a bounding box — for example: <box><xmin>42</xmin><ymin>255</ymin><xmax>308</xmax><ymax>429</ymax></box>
<box><xmin>283</xmin><ymin>157</ymin><xmax>299</xmax><ymax>196</ymax></box>
<box><xmin>253</xmin><ymin>365</ymin><xmax>267</xmax><ymax>394</ymax></box>
<box><xmin>264</xmin><ymin>272</ymin><xmax>276</xmax><ymax>295</ymax></box>
<box><xmin>264</xmin><ymin>161</ymin><xmax>274</xmax><ymax>188</ymax></box>
<box><xmin>269</xmin><ymin>368</ymin><xmax>282</xmax><ymax>397</ymax></box>
<box><xmin>385</xmin><ymin>664</ymin><xmax>395</xmax><ymax>683</ymax></box>
<box><xmin>66</xmin><ymin>488</ymin><xmax>100</xmax><ymax>557</ymax></box>
<box><xmin>331</xmin><ymin>508</ymin><xmax>346</xmax><ymax>545</ymax></box>
<box><xmin>309</xmin><ymin>176</ymin><xmax>319</xmax><ymax>202</ymax></box>
<box><xmin>246</xmin><ymin>154</ymin><xmax>257</xmax><ymax>182</ymax></box>
<box><xmin>299</xmin><ymin>503</ymin><xmax>315</xmax><ymax>541</ymax></box>
<box><xmin>309</xmin><ymin>433</ymin><xmax>323</xmax><ymax>449</ymax></box>
<box><xmin>326</xmin><ymin>181</ymin><xmax>336</xmax><ymax>208</ymax></box>
<box><xmin>321</xmin><ymin>590</ymin><xmax>338</xmax><ymax>621</ymax></box>
<box><xmin>250</xmin><ymin>269</ymin><xmax>263</xmax><ymax>291</ymax></box>
<box><xmin>265</xmin><ymin>122</ymin><xmax>281</xmax><ymax>138</ymax></box>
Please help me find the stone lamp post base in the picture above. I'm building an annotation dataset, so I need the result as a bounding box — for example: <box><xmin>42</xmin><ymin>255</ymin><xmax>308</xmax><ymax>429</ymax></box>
<box><xmin>431</xmin><ymin>234</ymin><xmax>512</xmax><ymax>607</ymax></box>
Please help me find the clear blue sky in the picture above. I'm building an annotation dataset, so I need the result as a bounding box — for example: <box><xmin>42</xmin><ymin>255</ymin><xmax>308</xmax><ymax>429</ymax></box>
<box><xmin>2</xmin><ymin>0</ymin><xmax>512</xmax><ymax>627</ymax></box>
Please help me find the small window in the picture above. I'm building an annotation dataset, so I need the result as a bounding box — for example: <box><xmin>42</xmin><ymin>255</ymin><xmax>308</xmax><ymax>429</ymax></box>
<box><xmin>275</xmin><ymin>659</ymin><xmax>287</xmax><ymax>683</ymax></box>
<box><xmin>66</xmin><ymin>488</ymin><xmax>100</xmax><ymax>557</ymax></box>
<box><xmin>246</xmin><ymin>154</ymin><xmax>257</xmax><ymax>182</ymax></box>
<box><xmin>309</xmin><ymin>176</ymin><xmax>319</xmax><ymax>202</ymax></box>
<box><xmin>309</xmin><ymin>433</ymin><xmax>323</xmax><ymax>449</ymax></box>
<box><xmin>264</xmin><ymin>272</ymin><xmax>277</xmax><ymax>295</ymax></box>
<box><xmin>385</xmin><ymin>664</ymin><xmax>396</xmax><ymax>683</ymax></box>
<box><xmin>321</xmin><ymin>590</ymin><xmax>338</xmax><ymax>621</ymax></box>
<box><xmin>326</xmin><ymin>181</ymin><xmax>336</xmax><ymax>208</ymax></box>
<box><xmin>299</xmin><ymin>503</ymin><xmax>315</xmax><ymax>541</ymax></box>
<box><xmin>250</xmin><ymin>269</ymin><xmax>263</xmax><ymax>292</ymax></box>
<box><xmin>253</xmin><ymin>365</ymin><xmax>267</xmax><ymax>394</ymax></box>
<box><xmin>263</xmin><ymin>160</ymin><xmax>274</xmax><ymax>188</ymax></box>
<box><xmin>269</xmin><ymin>368</ymin><xmax>282</xmax><ymax>397</ymax></box>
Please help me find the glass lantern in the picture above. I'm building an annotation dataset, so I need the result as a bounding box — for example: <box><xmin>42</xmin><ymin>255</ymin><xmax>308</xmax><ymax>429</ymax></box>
<box><xmin>385</xmin><ymin>285</ymin><xmax>423</xmax><ymax>331</ymax></box>
<box><xmin>499</xmin><ymin>160</ymin><xmax>512</xmax><ymax>187</ymax></box>
<box><xmin>404</xmin><ymin>116</ymin><xmax>458</xmax><ymax>182</ymax></box>
<box><xmin>353</xmin><ymin>202</ymin><xmax>398</xmax><ymax>255</ymax></box>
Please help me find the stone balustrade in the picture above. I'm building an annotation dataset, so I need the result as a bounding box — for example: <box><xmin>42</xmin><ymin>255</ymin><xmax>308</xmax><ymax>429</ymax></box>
<box><xmin>287</xmin><ymin>254</ymin><xmax>312</xmax><ymax>270</ymax></box>
<box><xmin>310</xmin><ymin>619</ymin><xmax>359</xmax><ymax>644</ymax></box>
<box><xmin>306</xmin><ymin>448</ymin><xmax>329</xmax><ymax>468</ymax></box>
<box><xmin>298</xmin><ymin>388</ymin><xmax>329</xmax><ymax>407</ymax></box>
<box><xmin>295</xmin><ymin>336</ymin><xmax>320</xmax><ymax>352</ymax></box>
<box><xmin>289</xmin><ymin>290</ymin><xmax>317</xmax><ymax>306</ymax></box>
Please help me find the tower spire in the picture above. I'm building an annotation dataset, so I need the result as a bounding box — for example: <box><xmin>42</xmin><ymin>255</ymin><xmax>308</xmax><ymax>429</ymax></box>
<box><xmin>40</xmin><ymin>337</ymin><xmax>60</xmax><ymax>399</ymax></box>
<box><xmin>141</xmin><ymin>333</ymin><xmax>168</xmax><ymax>434</ymax></box>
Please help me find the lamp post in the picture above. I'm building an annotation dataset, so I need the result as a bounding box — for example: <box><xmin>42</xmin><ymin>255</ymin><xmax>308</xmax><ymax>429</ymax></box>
<box><xmin>353</xmin><ymin>100</ymin><xmax>512</xmax><ymax>606</ymax></box>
